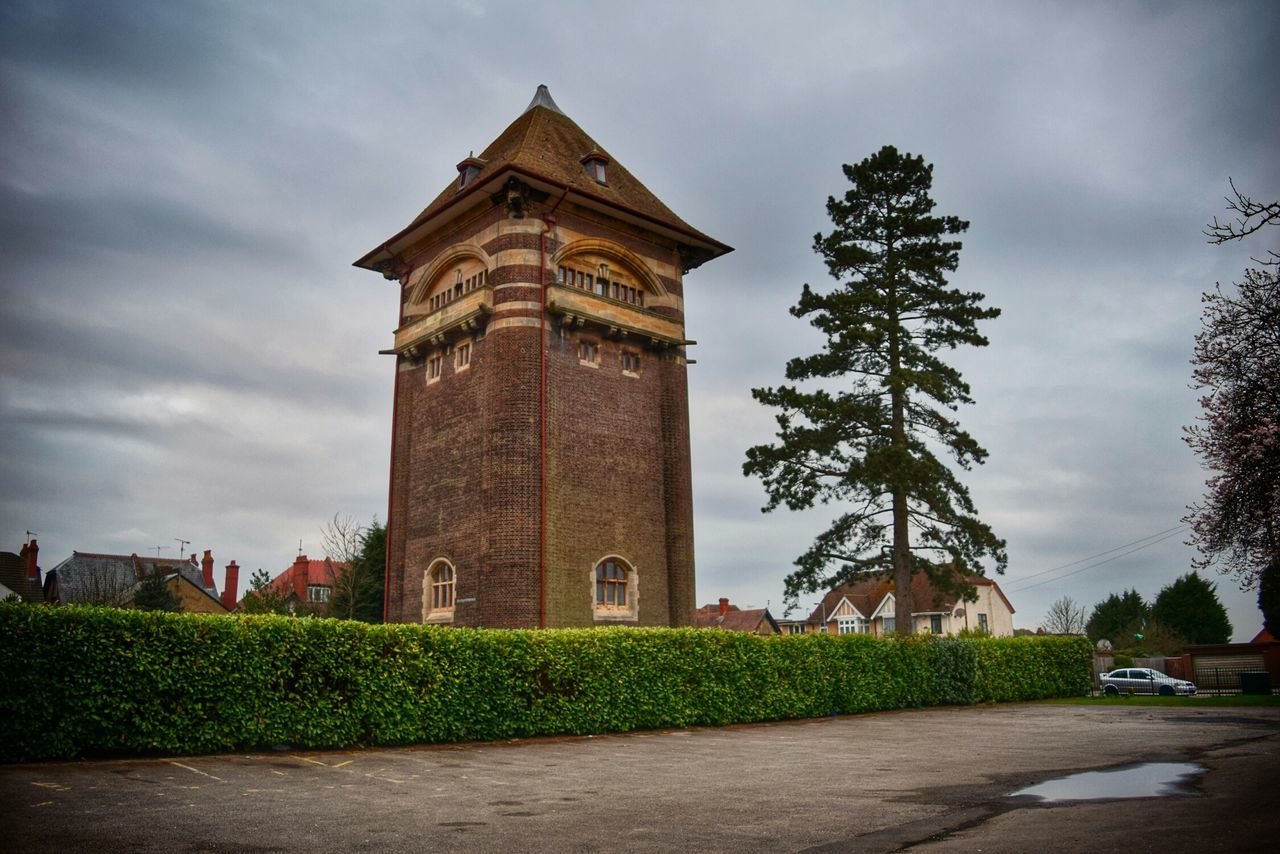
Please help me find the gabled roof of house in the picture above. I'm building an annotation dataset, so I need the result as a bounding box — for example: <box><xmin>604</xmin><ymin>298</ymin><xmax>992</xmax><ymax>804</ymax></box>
<box><xmin>257</xmin><ymin>556</ymin><xmax>348</xmax><ymax>602</ymax></box>
<box><xmin>0</xmin><ymin>551</ymin><xmax>43</xmax><ymax>603</ymax></box>
<box><xmin>807</xmin><ymin>570</ymin><xmax>1014</xmax><ymax>623</ymax></box>
<box><xmin>49</xmin><ymin>551</ymin><xmax>219</xmax><ymax>604</ymax></box>
<box><xmin>162</xmin><ymin>570</ymin><xmax>229</xmax><ymax>611</ymax></box>
<box><xmin>694</xmin><ymin>602</ymin><xmax>781</xmax><ymax>634</ymax></box>
<box><xmin>354</xmin><ymin>85</ymin><xmax>731</xmax><ymax>274</ymax></box>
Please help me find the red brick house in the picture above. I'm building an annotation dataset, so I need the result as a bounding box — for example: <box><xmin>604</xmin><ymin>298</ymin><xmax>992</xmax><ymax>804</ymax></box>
<box><xmin>695</xmin><ymin>598</ymin><xmax>780</xmax><ymax>636</ymax></box>
<box><xmin>0</xmin><ymin>540</ymin><xmax>46</xmax><ymax>603</ymax></box>
<box><xmin>251</xmin><ymin>554</ymin><xmax>348</xmax><ymax>612</ymax></box>
<box><xmin>354</xmin><ymin>86</ymin><xmax>731</xmax><ymax>628</ymax></box>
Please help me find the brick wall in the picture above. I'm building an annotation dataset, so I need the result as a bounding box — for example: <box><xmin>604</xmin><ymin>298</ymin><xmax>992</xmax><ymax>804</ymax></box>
<box><xmin>385</xmin><ymin>200</ymin><xmax>696</xmax><ymax>628</ymax></box>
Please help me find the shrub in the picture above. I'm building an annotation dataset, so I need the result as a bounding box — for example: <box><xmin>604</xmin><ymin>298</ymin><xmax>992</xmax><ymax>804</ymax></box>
<box><xmin>0</xmin><ymin>604</ymin><xmax>1093</xmax><ymax>761</ymax></box>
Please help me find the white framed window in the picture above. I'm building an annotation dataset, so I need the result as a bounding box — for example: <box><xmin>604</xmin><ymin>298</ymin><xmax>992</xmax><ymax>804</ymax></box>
<box><xmin>307</xmin><ymin>584</ymin><xmax>331</xmax><ymax>603</ymax></box>
<box><xmin>621</xmin><ymin>351</ymin><xmax>640</xmax><ymax>375</ymax></box>
<box><xmin>977</xmin><ymin>613</ymin><xmax>989</xmax><ymax>633</ymax></box>
<box><xmin>836</xmin><ymin>615</ymin><xmax>868</xmax><ymax>635</ymax></box>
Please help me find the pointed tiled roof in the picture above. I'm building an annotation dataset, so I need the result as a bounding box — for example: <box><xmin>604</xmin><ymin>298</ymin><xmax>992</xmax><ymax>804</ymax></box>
<box><xmin>355</xmin><ymin>86</ymin><xmax>730</xmax><ymax>272</ymax></box>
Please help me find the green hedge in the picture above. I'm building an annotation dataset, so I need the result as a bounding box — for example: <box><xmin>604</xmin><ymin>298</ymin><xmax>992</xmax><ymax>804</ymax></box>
<box><xmin>0</xmin><ymin>604</ymin><xmax>1092</xmax><ymax>761</ymax></box>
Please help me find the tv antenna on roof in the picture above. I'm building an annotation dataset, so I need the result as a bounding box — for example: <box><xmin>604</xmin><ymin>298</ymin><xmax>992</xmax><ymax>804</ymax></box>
<box><xmin>175</xmin><ymin>538</ymin><xmax>190</xmax><ymax>556</ymax></box>
<box><xmin>151</xmin><ymin>545</ymin><xmax>166</xmax><ymax>557</ymax></box>
<box><xmin>25</xmin><ymin>530</ymin><xmax>37</xmax><ymax>546</ymax></box>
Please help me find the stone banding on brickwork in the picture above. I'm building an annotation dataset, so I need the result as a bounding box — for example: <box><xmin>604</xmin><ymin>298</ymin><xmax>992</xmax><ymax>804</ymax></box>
<box><xmin>353</xmin><ymin>86</ymin><xmax>730</xmax><ymax>628</ymax></box>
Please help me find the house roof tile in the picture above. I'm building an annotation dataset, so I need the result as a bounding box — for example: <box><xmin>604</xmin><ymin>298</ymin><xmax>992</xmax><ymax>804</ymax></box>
<box><xmin>355</xmin><ymin>86</ymin><xmax>731</xmax><ymax>272</ymax></box>
<box><xmin>48</xmin><ymin>551</ymin><xmax>219</xmax><ymax>604</ymax></box>
<box><xmin>807</xmin><ymin>570</ymin><xmax>1013</xmax><ymax>623</ymax></box>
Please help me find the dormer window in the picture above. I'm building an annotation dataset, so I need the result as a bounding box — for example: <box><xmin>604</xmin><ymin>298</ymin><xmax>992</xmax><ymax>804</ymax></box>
<box><xmin>581</xmin><ymin>151</ymin><xmax>609</xmax><ymax>184</ymax></box>
<box><xmin>456</xmin><ymin>154</ymin><xmax>485</xmax><ymax>189</ymax></box>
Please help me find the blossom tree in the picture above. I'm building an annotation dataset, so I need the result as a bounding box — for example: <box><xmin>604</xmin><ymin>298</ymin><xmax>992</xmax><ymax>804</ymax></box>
<box><xmin>1185</xmin><ymin>182</ymin><xmax>1279</xmax><ymax>588</ymax></box>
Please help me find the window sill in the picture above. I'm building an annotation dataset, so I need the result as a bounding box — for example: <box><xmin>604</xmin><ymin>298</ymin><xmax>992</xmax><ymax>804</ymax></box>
<box><xmin>593</xmin><ymin>610</ymin><xmax>637</xmax><ymax>623</ymax></box>
<box><xmin>424</xmin><ymin>610</ymin><xmax>454</xmax><ymax>624</ymax></box>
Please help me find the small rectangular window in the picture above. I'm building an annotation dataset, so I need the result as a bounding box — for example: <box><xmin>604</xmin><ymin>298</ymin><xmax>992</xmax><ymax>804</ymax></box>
<box><xmin>930</xmin><ymin>614</ymin><xmax>943</xmax><ymax>634</ymax></box>
<box><xmin>621</xmin><ymin>352</ymin><xmax>639</xmax><ymax>374</ymax></box>
<box><xmin>578</xmin><ymin>341</ymin><xmax>598</xmax><ymax>365</ymax></box>
<box><xmin>456</xmin><ymin>342</ymin><xmax>471</xmax><ymax>370</ymax></box>
<box><xmin>427</xmin><ymin>354</ymin><xmax>443</xmax><ymax>382</ymax></box>
<box><xmin>977</xmin><ymin>613</ymin><xmax>988</xmax><ymax>632</ymax></box>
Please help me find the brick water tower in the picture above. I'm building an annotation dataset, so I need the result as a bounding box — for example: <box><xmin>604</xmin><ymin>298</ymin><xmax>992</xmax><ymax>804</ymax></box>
<box><xmin>354</xmin><ymin>86</ymin><xmax>730</xmax><ymax>628</ymax></box>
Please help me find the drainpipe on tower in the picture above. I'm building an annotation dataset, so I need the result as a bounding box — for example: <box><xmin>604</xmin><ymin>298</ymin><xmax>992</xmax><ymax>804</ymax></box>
<box><xmin>539</xmin><ymin>188</ymin><xmax>569</xmax><ymax>629</ymax></box>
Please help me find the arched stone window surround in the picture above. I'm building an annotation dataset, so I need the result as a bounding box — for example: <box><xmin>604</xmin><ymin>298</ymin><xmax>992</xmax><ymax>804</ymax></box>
<box><xmin>422</xmin><ymin>557</ymin><xmax>456</xmax><ymax>624</ymax></box>
<box><xmin>407</xmin><ymin>244</ymin><xmax>493</xmax><ymax>307</ymax></box>
<box><xmin>552</xmin><ymin>238</ymin><xmax>667</xmax><ymax>300</ymax></box>
<box><xmin>590</xmin><ymin>554</ymin><xmax>639</xmax><ymax>622</ymax></box>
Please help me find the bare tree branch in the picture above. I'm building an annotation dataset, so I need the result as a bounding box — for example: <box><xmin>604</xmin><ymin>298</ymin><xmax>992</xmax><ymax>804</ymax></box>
<box><xmin>1204</xmin><ymin>178</ymin><xmax>1280</xmax><ymax>266</ymax></box>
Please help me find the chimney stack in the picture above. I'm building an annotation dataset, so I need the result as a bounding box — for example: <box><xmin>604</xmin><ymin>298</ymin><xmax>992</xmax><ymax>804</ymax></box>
<box><xmin>201</xmin><ymin>549</ymin><xmax>214</xmax><ymax>589</ymax></box>
<box><xmin>21</xmin><ymin>540</ymin><xmax>39</xmax><ymax>581</ymax></box>
<box><xmin>221</xmin><ymin>561</ymin><xmax>240</xmax><ymax>610</ymax></box>
<box><xmin>719</xmin><ymin>597</ymin><xmax>730</xmax><ymax>617</ymax></box>
<box><xmin>293</xmin><ymin>555</ymin><xmax>309</xmax><ymax>602</ymax></box>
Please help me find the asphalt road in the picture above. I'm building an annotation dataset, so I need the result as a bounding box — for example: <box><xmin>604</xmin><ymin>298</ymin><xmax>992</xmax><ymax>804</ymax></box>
<box><xmin>2</xmin><ymin>703</ymin><xmax>1277</xmax><ymax>852</ymax></box>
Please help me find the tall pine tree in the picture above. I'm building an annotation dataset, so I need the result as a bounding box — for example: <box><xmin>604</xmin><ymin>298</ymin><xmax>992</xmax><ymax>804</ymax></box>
<box><xmin>745</xmin><ymin>146</ymin><xmax>1006</xmax><ymax>629</ymax></box>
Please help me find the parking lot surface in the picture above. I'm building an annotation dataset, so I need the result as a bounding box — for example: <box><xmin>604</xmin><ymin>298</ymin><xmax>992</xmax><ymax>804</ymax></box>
<box><xmin>2</xmin><ymin>703</ymin><xmax>1277</xmax><ymax>852</ymax></box>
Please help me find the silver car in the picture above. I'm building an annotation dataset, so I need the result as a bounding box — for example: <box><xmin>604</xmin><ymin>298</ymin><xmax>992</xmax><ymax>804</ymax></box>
<box><xmin>1099</xmin><ymin>668</ymin><xmax>1197</xmax><ymax>696</ymax></box>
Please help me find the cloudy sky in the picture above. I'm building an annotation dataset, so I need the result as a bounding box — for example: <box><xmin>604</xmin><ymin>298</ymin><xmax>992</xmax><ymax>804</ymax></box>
<box><xmin>2</xmin><ymin>1</ymin><xmax>1276</xmax><ymax>638</ymax></box>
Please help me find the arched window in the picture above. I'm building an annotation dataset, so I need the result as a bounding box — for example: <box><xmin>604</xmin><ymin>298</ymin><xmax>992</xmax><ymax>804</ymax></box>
<box><xmin>592</xmin><ymin>557</ymin><xmax>637</xmax><ymax>621</ymax></box>
<box><xmin>597</xmin><ymin>560</ymin><xmax>627</xmax><ymax>607</ymax></box>
<box><xmin>423</xmin><ymin>559</ymin><xmax>456</xmax><ymax>623</ymax></box>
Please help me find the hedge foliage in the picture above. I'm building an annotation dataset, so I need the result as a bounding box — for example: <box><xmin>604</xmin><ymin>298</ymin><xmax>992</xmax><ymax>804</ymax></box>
<box><xmin>0</xmin><ymin>604</ymin><xmax>1092</xmax><ymax>761</ymax></box>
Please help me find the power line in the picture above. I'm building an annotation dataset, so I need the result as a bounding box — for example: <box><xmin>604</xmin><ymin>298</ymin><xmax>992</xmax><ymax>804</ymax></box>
<box><xmin>1005</xmin><ymin>524</ymin><xmax>1187</xmax><ymax>586</ymax></box>
<box><xmin>1006</xmin><ymin>527</ymin><xmax>1188</xmax><ymax>594</ymax></box>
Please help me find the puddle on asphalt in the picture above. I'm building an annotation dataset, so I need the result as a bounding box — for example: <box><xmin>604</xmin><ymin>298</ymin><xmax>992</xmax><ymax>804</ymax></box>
<box><xmin>1011</xmin><ymin>762</ymin><xmax>1204</xmax><ymax>802</ymax></box>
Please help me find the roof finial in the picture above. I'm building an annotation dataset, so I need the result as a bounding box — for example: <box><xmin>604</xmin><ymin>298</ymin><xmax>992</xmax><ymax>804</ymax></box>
<box><xmin>524</xmin><ymin>84</ymin><xmax>563</xmax><ymax>115</ymax></box>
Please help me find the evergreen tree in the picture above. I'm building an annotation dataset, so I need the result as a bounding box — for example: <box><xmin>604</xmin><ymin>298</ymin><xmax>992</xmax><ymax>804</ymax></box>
<box><xmin>1260</xmin><ymin>557</ymin><xmax>1279</xmax><ymax>636</ymax></box>
<box><xmin>1152</xmin><ymin>572</ymin><xmax>1231</xmax><ymax>645</ymax></box>
<box><xmin>1085</xmin><ymin>589</ymin><xmax>1149</xmax><ymax>644</ymax></box>
<box><xmin>744</xmin><ymin>145</ymin><xmax>1006</xmax><ymax>628</ymax></box>
<box><xmin>133</xmin><ymin>568</ymin><xmax>181</xmax><ymax>612</ymax></box>
<box><xmin>240</xmin><ymin>568</ymin><xmax>289</xmax><ymax>615</ymax></box>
